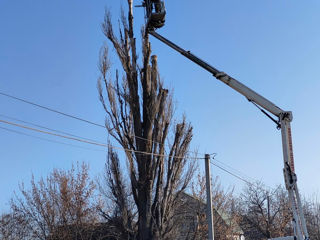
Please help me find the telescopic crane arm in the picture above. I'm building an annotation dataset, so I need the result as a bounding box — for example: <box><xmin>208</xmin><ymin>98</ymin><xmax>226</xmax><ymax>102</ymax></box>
<box><xmin>148</xmin><ymin>30</ymin><xmax>310</xmax><ymax>240</ymax></box>
<box><xmin>142</xmin><ymin>2</ymin><xmax>310</xmax><ymax>239</ymax></box>
<box><xmin>149</xmin><ymin>31</ymin><xmax>284</xmax><ymax>117</ymax></box>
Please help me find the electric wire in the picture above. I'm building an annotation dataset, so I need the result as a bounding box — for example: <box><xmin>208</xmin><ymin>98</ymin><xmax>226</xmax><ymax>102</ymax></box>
<box><xmin>0</xmin><ymin>91</ymin><xmax>105</xmax><ymax>128</ymax></box>
<box><xmin>0</xmin><ymin>118</ymin><xmax>205</xmax><ymax>160</ymax></box>
<box><xmin>0</xmin><ymin>91</ymin><xmax>184</xmax><ymax>149</ymax></box>
<box><xmin>1</xmin><ymin>92</ymin><xmax>264</xmax><ymax>175</ymax></box>
<box><xmin>2</xmin><ymin>119</ymin><xmax>268</xmax><ymax>189</ymax></box>
<box><xmin>0</xmin><ymin>126</ymin><xmax>106</xmax><ymax>152</ymax></box>
<box><xmin>0</xmin><ymin>91</ymin><xmax>207</xmax><ymax>157</ymax></box>
<box><xmin>0</xmin><ymin>94</ymin><xmax>276</xmax><ymax>187</ymax></box>
<box><xmin>0</xmin><ymin>112</ymin><xmax>204</xmax><ymax>158</ymax></box>
<box><xmin>210</xmin><ymin>160</ymin><xmax>253</xmax><ymax>186</ymax></box>
<box><xmin>0</xmin><ymin>119</ymin><xmax>107</xmax><ymax>147</ymax></box>
<box><xmin>210</xmin><ymin>153</ymin><xmax>257</xmax><ymax>183</ymax></box>
<box><xmin>213</xmin><ymin>157</ymin><xmax>257</xmax><ymax>183</ymax></box>
<box><xmin>0</xmin><ymin>115</ymin><xmax>261</xmax><ymax>183</ymax></box>
<box><xmin>210</xmin><ymin>159</ymin><xmax>273</xmax><ymax>190</ymax></box>
<box><xmin>0</xmin><ymin>113</ymin><xmax>105</xmax><ymax>144</ymax></box>
<box><xmin>1</xmin><ymin>118</ymin><xmax>263</xmax><ymax>186</ymax></box>
<box><xmin>1</xmin><ymin>117</ymin><xmax>266</xmax><ymax>187</ymax></box>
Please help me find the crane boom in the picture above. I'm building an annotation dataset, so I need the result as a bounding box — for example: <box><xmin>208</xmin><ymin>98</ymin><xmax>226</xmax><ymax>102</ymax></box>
<box><xmin>148</xmin><ymin>29</ymin><xmax>310</xmax><ymax>240</ymax></box>
<box><xmin>149</xmin><ymin>31</ymin><xmax>283</xmax><ymax>117</ymax></box>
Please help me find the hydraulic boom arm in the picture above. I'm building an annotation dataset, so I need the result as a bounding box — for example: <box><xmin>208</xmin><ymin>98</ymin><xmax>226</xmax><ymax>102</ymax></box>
<box><xmin>148</xmin><ymin>30</ymin><xmax>310</xmax><ymax>240</ymax></box>
<box><xmin>150</xmin><ymin>31</ymin><xmax>283</xmax><ymax>117</ymax></box>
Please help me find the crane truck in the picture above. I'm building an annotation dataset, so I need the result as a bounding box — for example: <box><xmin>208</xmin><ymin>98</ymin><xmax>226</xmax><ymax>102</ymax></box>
<box><xmin>141</xmin><ymin>1</ymin><xmax>309</xmax><ymax>240</ymax></box>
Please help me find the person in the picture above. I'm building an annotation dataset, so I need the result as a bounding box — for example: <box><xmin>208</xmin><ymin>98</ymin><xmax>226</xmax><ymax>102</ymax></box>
<box><xmin>152</xmin><ymin>0</ymin><xmax>162</xmax><ymax>12</ymax></box>
<box><xmin>148</xmin><ymin>0</ymin><xmax>166</xmax><ymax>29</ymax></box>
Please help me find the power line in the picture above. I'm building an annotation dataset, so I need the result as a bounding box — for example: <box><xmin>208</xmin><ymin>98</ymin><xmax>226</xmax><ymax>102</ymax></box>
<box><xmin>1</xmin><ymin>123</ymin><xmax>273</xmax><ymax>191</ymax></box>
<box><xmin>0</xmin><ymin>91</ymin><xmax>180</xmax><ymax>148</ymax></box>
<box><xmin>0</xmin><ymin>119</ymin><xmax>107</xmax><ymax>147</ymax></box>
<box><xmin>0</xmin><ymin>113</ymin><xmax>266</xmax><ymax>185</ymax></box>
<box><xmin>0</xmin><ymin>118</ymin><xmax>205</xmax><ymax>160</ymax></box>
<box><xmin>0</xmin><ymin>93</ymin><xmax>268</xmax><ymax>183</ymax></box>
<box><xmin>0</xmin><ymin>117</ymin><xmax>265</xmax><ymax>186</ymax></box>
<box><xmin>0</xmin><ymin>113</ymin><xmax>105</xmax><ymax>144</ymax></box>
<box><xmin>0</xmin><ymin>126</ymin><xmax>106</xmax><ymax>152</ymax></box>
<box><xmin>213</xmin><ymin>157</ymin><xmax>257</xmax><ymax>183</ymax></box>
<box><xmin>0</xmin><ymin>91</ymin><xmax>211</xmax><ymax>157</ymax></box>
<box><xmin>210</xmin><ymin>159</ymin><xmax>272</xmax><ymax>190</ymax></box>
<box><xmin>0</xmin><ymin>91</ymin><xmax>105</xmax><ymax>128</ymax></box>
<box><xmin>0</xmin><ymin>91</ymin><xmax>207</xmax><ymax>157</ymax></box>
<box><xmin>210</xmin><ymin>160</ymin><xmax>253</xmax><ymax>186</ymax></box>
<box><xmin>1</xmin><ymin>112</ymin><xmax>203</xmax><ymax>158</ymax></box>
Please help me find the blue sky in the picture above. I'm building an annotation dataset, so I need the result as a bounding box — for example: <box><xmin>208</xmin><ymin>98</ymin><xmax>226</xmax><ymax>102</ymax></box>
<box><xmin>1</xmin><ymin>0</ymin><xmax>320</xmax><ymax>212</ymax></box>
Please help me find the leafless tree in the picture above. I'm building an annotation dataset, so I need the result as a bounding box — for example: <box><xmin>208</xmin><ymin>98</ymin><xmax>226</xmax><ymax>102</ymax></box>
<box><xmin>98</xmin><ymin>146</ymin><xmax>137</xmax><ymax>240</ymax></box>
<box><xmin>8</xmin><ymin>163</ymin><xmax>100</xmax><ymax>240</ymax></box>
<box><xmin>238</xmin><ymin>182</ymin><xmax>292</xmax><ymax>240</ymax></box>
<box><xmin>0</xmin><ymin>212</ymin><xmax>29</xmax><ymax>240</ymax></box>
<box><xmin>185</xmin><ymin>173</ymin><xmax>240</xmax><ymax>240</ymax></box>
<box><xmin>98</xmin><ymin>1</ymin><xmax>195</xmax><ymax>239</ymax></box>
<box><xmin>303</xmin><ymin>196</ymin><xmax>320</xmax><ymax>240</ymax></box>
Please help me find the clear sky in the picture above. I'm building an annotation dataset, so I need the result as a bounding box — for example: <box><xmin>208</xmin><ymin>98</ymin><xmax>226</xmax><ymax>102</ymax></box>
<box><xmin>1</xmin><ymin>0</ymin><xmax>320</xmax><ymax>212</ymax></box>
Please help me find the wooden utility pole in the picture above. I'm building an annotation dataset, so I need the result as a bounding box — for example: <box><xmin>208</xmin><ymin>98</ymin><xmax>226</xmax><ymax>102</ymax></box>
<box><xmin>205</xmin><ymin>154</ymin><xmax>214</xmax><ymax>240</ymax></box>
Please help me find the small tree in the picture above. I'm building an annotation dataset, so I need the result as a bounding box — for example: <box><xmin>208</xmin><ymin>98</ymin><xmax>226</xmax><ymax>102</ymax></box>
<box><xmin>8</xmin><ymin>163</ymin><xmax>99</xmax><ymax>240</ymax></box>
<box><xmin>0</xmin><ymin>213</ymin><xmax>29</xmax><ymax>240</ymax></box>
<box><xmin>189</xmin><ymin>174</ymin><xmax>240</xmax><ymax>240</ymax></box>
<box><xmin>98</xmin><ymin>146</ymin><xmax>137</xmax><ymax>239</ymax></box>
<box><xmin>303</xmin><ymin>196</ymin><xmax>320</xmax><ymax>240</ymax></box>
<box><xmin>238</xmin><ymin>182</ymin><xmax>292</xmax><ymax>240</ymax></box>
<box><xmin>98</xmin><ymin>1</ymin><xmax>195</xmax><ymax>239</ymax></box>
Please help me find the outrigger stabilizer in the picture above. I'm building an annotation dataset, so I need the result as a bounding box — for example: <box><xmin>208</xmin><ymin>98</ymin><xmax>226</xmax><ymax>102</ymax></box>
<box><xmin>142</xmin><ymin>1</ymin><xmax>310</xmax><ymax>239</ymax></box>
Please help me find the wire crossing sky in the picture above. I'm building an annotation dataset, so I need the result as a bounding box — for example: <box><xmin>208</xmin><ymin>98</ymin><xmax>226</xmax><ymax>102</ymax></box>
<box><xmin>0</xmin><ymin>92</ymin><xmax>258</xmax><ymax>186</ymax></box>
<box><xmin>1</xmin><ymin>0</ymin><xmax>320</xmax><ymax>211</ymax></box>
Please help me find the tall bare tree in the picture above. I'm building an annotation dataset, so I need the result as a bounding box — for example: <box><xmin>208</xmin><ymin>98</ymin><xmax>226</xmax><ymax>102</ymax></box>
<box><xmin>98</xmin><ymin>1</ymin><xmax>195</xmax><ymax>239</ymax></box>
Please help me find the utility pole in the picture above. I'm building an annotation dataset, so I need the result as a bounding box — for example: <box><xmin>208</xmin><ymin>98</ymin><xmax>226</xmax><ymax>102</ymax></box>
<box><xmin>205</xmin><ymin>154</ymin><xmax>214</xmax><ymax>240</ymax></box>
